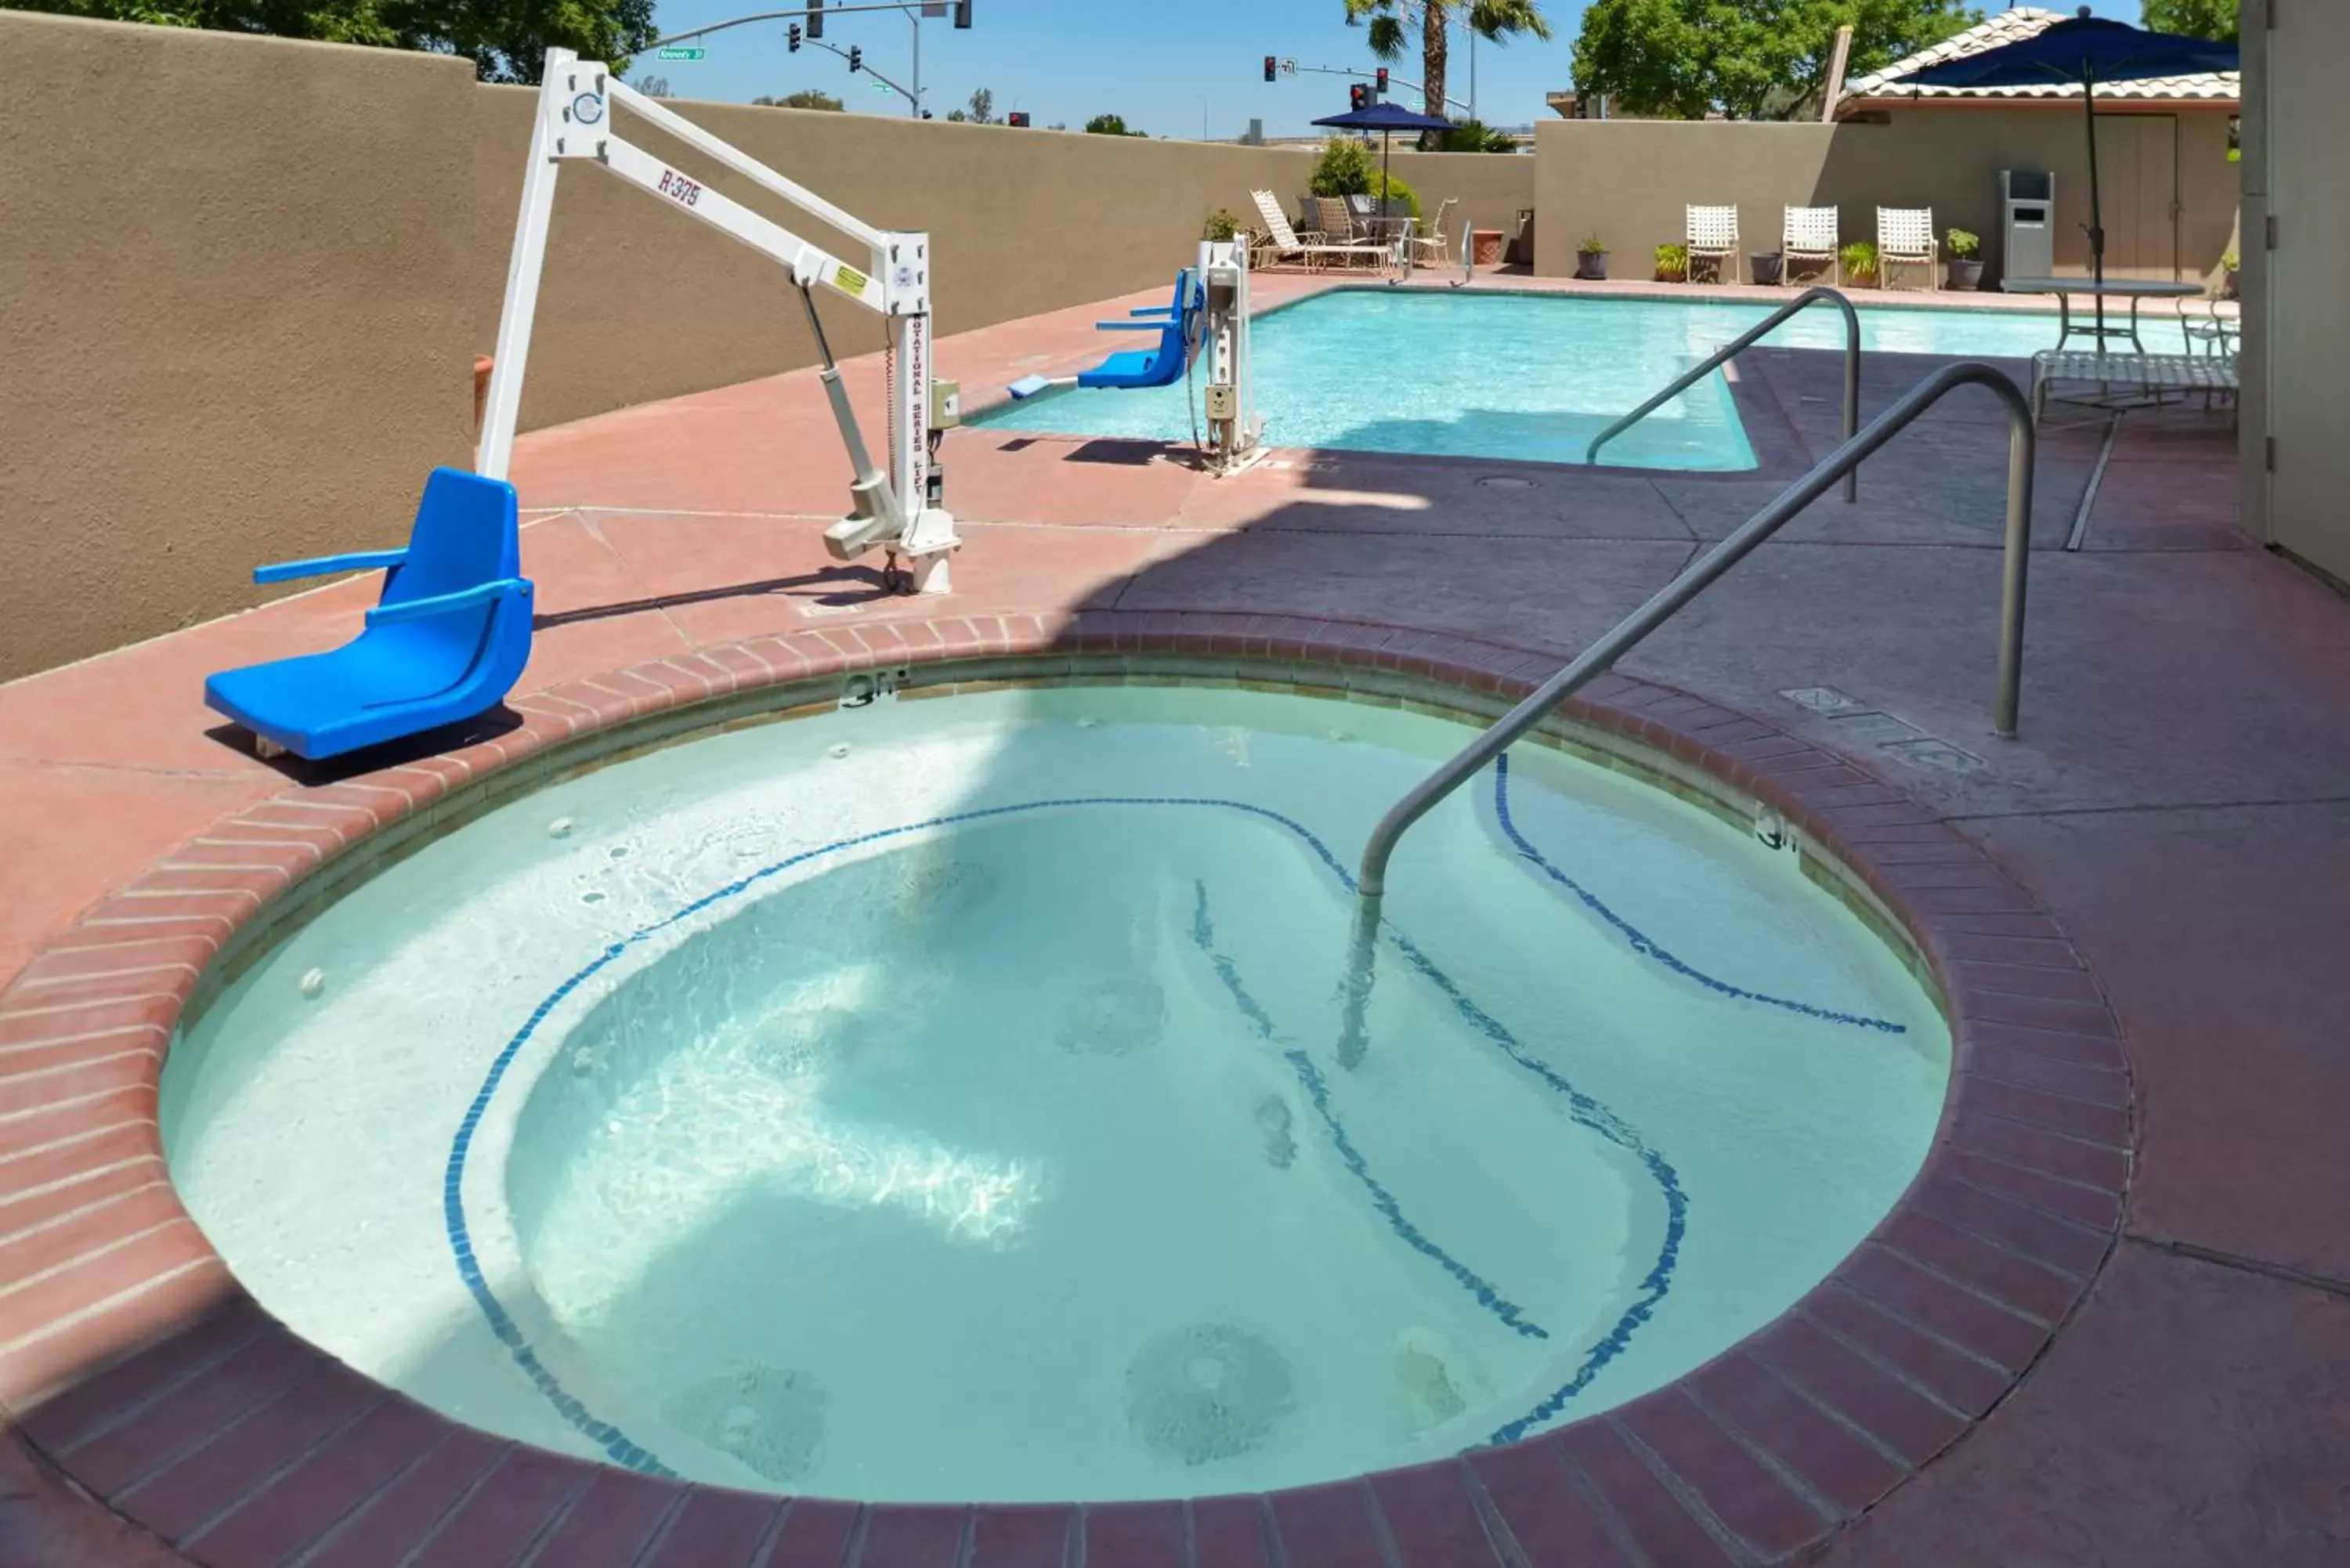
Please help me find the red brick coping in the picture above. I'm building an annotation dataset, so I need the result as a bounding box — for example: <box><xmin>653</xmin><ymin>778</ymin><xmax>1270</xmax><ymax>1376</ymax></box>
<box><xmin>0</xmin><ymin>609</ymin><xmax>2133</xmax><ymax>1567</ymax></box>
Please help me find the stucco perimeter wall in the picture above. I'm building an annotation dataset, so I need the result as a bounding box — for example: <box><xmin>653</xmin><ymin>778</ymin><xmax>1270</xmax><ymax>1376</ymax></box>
<box><xmin>0</xmin><ymin>13</ymin><xmax>480</xmax><ymax>683</ymax></box>
<box><xmin>0</xmin><ymin>10</ymin><xmax>1526</xmax><ymax>680</ymax></box>
<box><xmin>1535</xmin><ymin>108</ymin><xmax>2235</xmax><ymax>287</ymax></box>
<box><xmin>471</xmin><ymin>88</ymin><xmax>1535</xmax><ymax>433</ymax></box>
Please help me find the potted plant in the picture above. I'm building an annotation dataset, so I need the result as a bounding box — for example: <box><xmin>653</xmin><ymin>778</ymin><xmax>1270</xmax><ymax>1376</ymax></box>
<box><xmin>1654</xmin><ymin>241</ymin><xmax>1690</xmax><ymax>284</ymax></box>
<box><xmin>1946</xmin><ymin>228</ymin><xmax>1983</xmax><ymax>290</ymax></box>
<box><xmin>1752</xmin><ymin>250</ymin><xmax>1784</xmax><ymax>286</ymax></box>
<box><xmin>1576</xmin><ymin>233</ymin><xmax>1609</xmax><ymax>280</ymax></box>
<box><xmin>1840</xmin><ymin>240</ymin><xmax>1880</xmax><ymax>288</ymax></box>
<box><xmin>2221</xmin><ymin>249</ymin><xmax>2240</xmax><ymax>298</ymax></box>
<box><xmin>1202</xmin><ymin>209</ymin><xmax>1241</xmax><ymax>243</ymax></box>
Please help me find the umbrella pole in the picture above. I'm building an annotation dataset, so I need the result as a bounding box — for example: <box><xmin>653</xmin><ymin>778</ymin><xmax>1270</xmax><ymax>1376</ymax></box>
<box><xmin>2084</xmin><ymin>62</ymin><xmax>2106</xmax><ymax>350</ymax></box>
<box><xmin>1381</xmin><ymin>129</ymin><xmax>1392</xmax><ymax>226</ymax></box>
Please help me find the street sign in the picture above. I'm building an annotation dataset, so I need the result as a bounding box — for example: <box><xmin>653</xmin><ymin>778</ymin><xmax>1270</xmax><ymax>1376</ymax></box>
<box><xmin>654</xmin><ymin>46</ymin><xmax>706</xmax><ymax>60</ymax></box>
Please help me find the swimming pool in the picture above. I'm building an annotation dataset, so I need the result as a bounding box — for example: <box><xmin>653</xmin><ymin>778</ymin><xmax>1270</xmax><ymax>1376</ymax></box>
<box><xmin>973</xmin><ymin>287</ymin><xmax>2185</xmax><ymax>471</ymax></box>
<box><xmin>162</xmin><ymin>684</ymin><xmax>1948</xmax><ymax>1504</ymax></box>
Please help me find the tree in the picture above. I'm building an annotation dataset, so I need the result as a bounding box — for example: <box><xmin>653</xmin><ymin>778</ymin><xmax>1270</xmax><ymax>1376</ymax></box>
<box><xmin>1084</xmin><ymin>113</ymin><xmax>1148</xmax><ymax>136</ymax></box>
<box><xmin>2142</xmin><ymin>0</ymin><xmax>2237</xmax><ymax>42</ymax></box>
<box><xmin>634</xmin><ymin>73</ymin><xmax>669</xmax><ymax>97</ymax></box>
<box><xmin>754</xmin><ymin>89</ymin><xmax>845</xmax><ymax>110</ymax></box>
<box><xmin>967</xmin><ymin>87</ymin><xmax>996</xmax><ymax>123</ymax></box>
<box><xmin>1571</xmin><ymin>0</ymin><xmax>1976</xmax><ymax>121</ymax></box>
<box><xmin>1344</xmin><ymin>0</ymin><xmax>1553</xmax><ymax>149</ymax></box>
<box><xmin>16</xmin><ymin>0</ymin><xmax>657</xmax><ymax>83</ymax></box>
<box><xmin>1440</xmin><ymin>117</ymin><xmax>1519</xmax><ymax>152</ymax></box>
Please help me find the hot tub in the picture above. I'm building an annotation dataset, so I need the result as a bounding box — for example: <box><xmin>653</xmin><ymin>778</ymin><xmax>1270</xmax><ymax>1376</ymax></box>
<box><xmin>161</xmin><ymin>681</ymin><xmax>1947</xmax><ymax>1505</ymax></box>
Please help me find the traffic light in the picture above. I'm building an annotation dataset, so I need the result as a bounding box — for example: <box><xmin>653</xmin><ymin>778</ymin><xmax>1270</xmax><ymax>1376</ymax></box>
<box><xmin>787</xmin><ymin>23</ymin><xmax>800</xmax><ymax>52</ymax></box>
<box><xmin>1349</xmin><ymin>81</ymin><xmax>1369</xmax><ymax>112</ymax></box>
<box><xmin>847</xmin><ymin>44</ymin><xmax>862</xmax><ymax>72</ymax></box>
<box><xmin>1375</xmin><ymin>67</ymin><xmax>1388</xmax><ymax>98</ymax></box>
<box><xmin>953</xmin><ymin>0</ymin><xmax>972</xmax><ymax>27</ymax></box>
<box><xmin>1007</xmin><ymin>110</ymin><xmax>1030</xmax><ymax>127</ymax></box>
<box><xmin>807</xmin><ymin>0</ymin><xmax>822</xmax><ymax>40</ymax></box>
<box><xmin>1264</xmin><ymin>55</ymin><xmax>1277</xmax><ymax>83</ymax></box>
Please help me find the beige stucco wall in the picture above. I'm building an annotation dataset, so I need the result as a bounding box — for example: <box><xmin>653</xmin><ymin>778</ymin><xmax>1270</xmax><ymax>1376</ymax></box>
<box><xmin>0</xmin><ymin>8</ymin><xmax>1531</xmax><ymax>681</ymax></box>
<box><xmin>0</xmin><ymin>13</ymin><xmax>480</xmax><ymax>683</ymax></box>
<box><xmin>1535</xmin><ymin>106</ymin><xmax>2236</xmax><ymax>286</ymax></box>
<box><xmin>2243</xmin><ymin>0</ymin><xmax>2346</xmax><ymax>582</ymax></box>
<box><xmin>471</xmin><ymin>91</ymin><xmax>1534</xmax><ymax>433</ymax></box>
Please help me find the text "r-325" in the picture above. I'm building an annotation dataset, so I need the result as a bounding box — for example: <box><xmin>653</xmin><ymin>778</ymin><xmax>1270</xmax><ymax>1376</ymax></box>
<box><xmin>656</xmin><ymin>169</ymin><xmax>703</xmax><ymax>208</ymax></box>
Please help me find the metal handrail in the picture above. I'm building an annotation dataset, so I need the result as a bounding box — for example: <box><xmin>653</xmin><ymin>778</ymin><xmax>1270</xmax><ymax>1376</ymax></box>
<box><xmin>1354</xmin><ymin>361</ymin><xmax>2035</xmax><ymax>912</ymax></box>
<box><xmin>1587</xmin><ymin>286</ymin><xmax>1863</xmax><ymax>504</ymax></box>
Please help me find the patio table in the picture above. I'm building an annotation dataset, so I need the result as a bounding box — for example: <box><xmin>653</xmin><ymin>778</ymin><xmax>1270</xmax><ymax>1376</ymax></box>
<box><xmin>2000</xmin><ymin>276</ymin><xmax>2210</xmax><ymax>353</ymax></box>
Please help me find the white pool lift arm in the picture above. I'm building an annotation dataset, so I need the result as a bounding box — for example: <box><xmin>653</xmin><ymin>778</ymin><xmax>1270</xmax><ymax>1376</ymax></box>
<box><xmin>477</xmin><ymin>49</ymin><xmax>960</xmax><ymax>592</ymax></box>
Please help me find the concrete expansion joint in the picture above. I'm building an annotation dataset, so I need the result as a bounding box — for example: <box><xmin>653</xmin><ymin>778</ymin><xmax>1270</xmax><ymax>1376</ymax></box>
<box><xmin>2120</xmin><ymin>1232</ymin><xmax>2350</xmax><ymax>1301</ymax></box>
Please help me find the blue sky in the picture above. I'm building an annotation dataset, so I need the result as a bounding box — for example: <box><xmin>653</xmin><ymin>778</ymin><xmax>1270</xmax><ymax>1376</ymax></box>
<box><xmin>634</xmin><ymin>2</ymin><xmax>2148</xmax><ymax>138</ymax></box>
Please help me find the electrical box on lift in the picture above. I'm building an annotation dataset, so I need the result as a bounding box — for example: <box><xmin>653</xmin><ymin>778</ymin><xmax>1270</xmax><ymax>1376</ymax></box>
<box><xmin>929</xmin><ymin>379</ymin><xmax>961</xmax><ymax>428</ymax></box>
<box><xmin>1205</xmin><ymin>385</ymin><xmax>1238</xmax><ymax>420</ymax></box>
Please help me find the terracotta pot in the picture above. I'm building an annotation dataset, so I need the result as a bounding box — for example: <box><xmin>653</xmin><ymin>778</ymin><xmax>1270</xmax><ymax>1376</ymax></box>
<box><xmin>472</xmin><ymin>356</ymin><xmax>494</xmax><ymax>435</ymax></box>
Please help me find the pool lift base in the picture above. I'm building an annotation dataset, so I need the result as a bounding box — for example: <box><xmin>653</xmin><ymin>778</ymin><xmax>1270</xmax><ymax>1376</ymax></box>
<box><xmin>479</xmin><ymin>51</ymin><xmax>961</xmax><ymax>594</ymax></box>
<box><xmin>1006</xmin><ymin>240</ymin><xmax>1264</xmax><ymax>479</ymax></box>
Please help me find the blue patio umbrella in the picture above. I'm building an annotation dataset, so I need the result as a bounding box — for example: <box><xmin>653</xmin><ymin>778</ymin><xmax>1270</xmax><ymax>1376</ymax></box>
<box><xmin>1908</xmin><ymin>6</ymin><xmax>2238</xmax><ymax>331</ymax></box>
<box><xmin>1311</xmin><ymin>100</ymin><xmax>1455</xmax><ymax>229</ymax></box>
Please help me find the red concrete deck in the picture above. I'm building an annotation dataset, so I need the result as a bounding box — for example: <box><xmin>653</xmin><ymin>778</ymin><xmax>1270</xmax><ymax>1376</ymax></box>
<box><xmin>3</xmin><ymin>274</ymin><xmax>2345</xmax><ymax>1567</ymax></box>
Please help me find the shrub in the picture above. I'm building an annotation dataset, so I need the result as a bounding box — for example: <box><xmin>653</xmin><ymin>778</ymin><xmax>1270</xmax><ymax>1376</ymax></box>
<box><xmin>1946</xmin><ymin>228</ymin><xmax>1980</xmax><ymax>258</ymax></box>
<box><xmin>1309</xmin><ymin>136</ymin><xmax>1378</xmax><ymax>196</ymax></box>
<box><xmin>1654</xmin><ymin>241</ymin><xmax>1689</xmax><ymax>281</ymax></box>
<box><xmin>1202</xmin><ymin>209</ymin><xmax>1242</xmax><ymax>243</ymax></box>
<box><xmin>1307</xmin><ymin>138</ymin><xmax>1421</xmax><ymax>218</ymax></box>
<box><xmin>1439</xmin><ymin>119</ymin><xmax>1520</xmax><ymax>154</ymax></box>
<box><xmin>1841</xmin><ymin>240</ymin><xmax>1880</xmax><ymax>282</ymax></box>
<box><xmin>1579</xmin><ymin>233</ymin><xmax>1607</xmax><ymax>254</ymax></box>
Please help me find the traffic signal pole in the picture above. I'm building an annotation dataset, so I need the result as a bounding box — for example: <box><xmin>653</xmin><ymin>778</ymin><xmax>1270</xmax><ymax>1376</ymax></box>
<box><xmin>1261</xmin><ymin>57</ymin><xmax>1470</xmax><ymax>116</ymax></box>
<box><xmin>648</xmin><ymin>1</ymin><xmax>975</xmax><ymax>118</ymax></box>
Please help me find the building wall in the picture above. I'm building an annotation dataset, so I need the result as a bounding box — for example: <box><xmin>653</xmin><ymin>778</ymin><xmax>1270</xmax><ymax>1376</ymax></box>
<box><xmin>0</xmin><ymin>14</ymin><xmax>480</xmax><ymax>682</ymax></box>
<box><xmin>2243</xmin><ymin>0</ymin><xmax>2348</xmax><ymax>583</ymax></box>
<box><xmin>1535</xmin><ymin>107</ymin><xmax>2236</xmax><ymax>287</ymax></box>
<box><xmin>469</xmin><ymin>89</ymin><xmax>1534</xmax><ymax>434</ymax></box>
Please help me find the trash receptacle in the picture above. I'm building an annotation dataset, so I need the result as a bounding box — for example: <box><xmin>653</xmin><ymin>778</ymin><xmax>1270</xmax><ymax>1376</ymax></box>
<box><xmin>2000</xmin><ymin>169</ymin><xmax>2055</xmax><ymax>280</ymax></box>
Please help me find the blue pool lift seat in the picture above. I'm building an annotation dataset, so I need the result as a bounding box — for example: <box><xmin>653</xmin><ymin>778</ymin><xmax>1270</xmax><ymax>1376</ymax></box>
<box><xmin>204</xmin><ymin>468</ymin><xmax>535</xmax><ymax>761</ymax></box>
<box><xmin>1007</xmin><ymin>270</ymin><xmax>1204</xmax><ymax>399</ymax></box>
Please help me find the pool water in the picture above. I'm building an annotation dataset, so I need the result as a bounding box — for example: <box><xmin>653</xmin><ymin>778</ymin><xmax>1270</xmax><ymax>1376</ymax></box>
<box><xmin>163</xmin><ymin>685</ymin><xmax>1949</xmax><ymax>1503</ymax></box>
<box><xmin>972</xmin><ymin>287</ymin><xmax>2189</xmax><ymax>471</ymax></box>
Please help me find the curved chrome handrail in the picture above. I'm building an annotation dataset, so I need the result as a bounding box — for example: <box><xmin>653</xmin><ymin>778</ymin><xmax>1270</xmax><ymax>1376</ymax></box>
<box><xmin>1587</xmin><ymin>285</ymin><xmax>1864</xmax><ymax>505</ymax></box>
<box><xmin>1355</xmin><ymin>360</ymin><xmax>2035</xmax><ymax>911</ymax></box>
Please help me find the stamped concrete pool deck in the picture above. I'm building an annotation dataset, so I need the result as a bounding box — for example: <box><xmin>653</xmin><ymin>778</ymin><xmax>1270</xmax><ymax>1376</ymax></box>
<box><xmin>3</xmin><ymin>275</ymin><xmax>2345</xmax><ymax>1566</ymax></box>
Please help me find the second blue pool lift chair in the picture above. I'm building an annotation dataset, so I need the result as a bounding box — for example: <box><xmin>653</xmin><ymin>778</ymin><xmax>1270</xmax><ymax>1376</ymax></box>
<box><xmin>1006</xmin><ymin>269</ymin><xmax>1205</xmax><ymax>399</ymax></box>
<box><xmin>202</xmin><ymin>468</ymin><xmax>535</xmax><ymax>761</ymax></box>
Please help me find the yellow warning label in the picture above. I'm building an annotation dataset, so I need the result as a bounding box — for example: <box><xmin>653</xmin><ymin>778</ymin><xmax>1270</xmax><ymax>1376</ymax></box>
<box><xmin>831</xmin><ymin>265</ymin><xmax>870</xmax><ymax>299</ymax></box>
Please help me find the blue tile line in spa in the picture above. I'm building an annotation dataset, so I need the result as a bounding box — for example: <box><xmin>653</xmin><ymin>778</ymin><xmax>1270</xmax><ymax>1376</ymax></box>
<box><xmin>1185</xmin><ymin>880</ymin><xmax>1551</xmax><ymax>1342</ymax></box>
<box><xmin>446</xmin><ymin>793</ymin><xmax>1687</xmax><ymax>1472</ymax></box>
<box><xmin>1490</xmin><ymin>750</ymin><xmax>1907</xmax><ymax>1036</ymax></box>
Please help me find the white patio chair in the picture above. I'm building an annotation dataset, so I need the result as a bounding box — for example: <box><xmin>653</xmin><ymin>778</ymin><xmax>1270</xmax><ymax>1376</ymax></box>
<box><xmin>1783</xmin><ymin>206</ymin><xmax>1840</xmax><ymax>286</ymax></box>
<box><xmin>1248</xmin><ymin>190</ymin><xmax>1383</xmax><ymax>273</ymax></box>
<box><xmin>1316</xmin><ymin>197</ymin><xmax>1390</xmax><ymax>270</ymax></box>
<box><xmin>1686</xmin><ymin>204</ymin><xmax>1741</xmax><ymax>284</ymax></box>
<box><xmin>1410</xmin><ymin>198</ymin><xmax>1459</xmax><ymax>267</ymax></box>
<box><xmin>1878</xmin><ymin>208</ymin><xmax>1939</xmax><ymax>291</ymax></box>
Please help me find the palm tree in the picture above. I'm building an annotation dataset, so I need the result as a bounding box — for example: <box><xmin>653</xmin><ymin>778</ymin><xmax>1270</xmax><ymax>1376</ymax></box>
<box><xmin>1344</xmin><ymin>0</ymin><xmax>1553</xmax><ymax>149</ymax></box>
